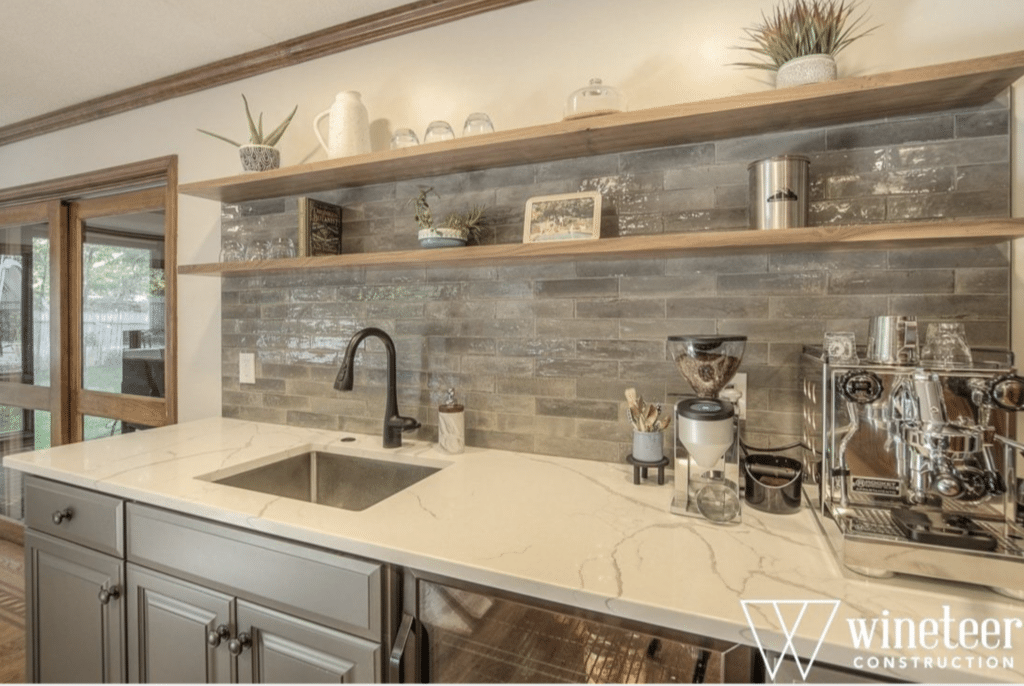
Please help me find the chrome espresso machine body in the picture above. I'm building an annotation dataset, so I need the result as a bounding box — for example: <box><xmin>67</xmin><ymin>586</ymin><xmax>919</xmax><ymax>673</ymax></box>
<box><xmin>801</xmin><ymin>339</ymin><xmax>1024</xmax><ymax>599</ymax></box>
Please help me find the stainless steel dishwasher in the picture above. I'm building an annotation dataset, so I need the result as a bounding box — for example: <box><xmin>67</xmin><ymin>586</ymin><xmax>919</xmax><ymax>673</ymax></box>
<box><xmin>390</xmin><ymin>570</ymin><xmax>758</xmax><ymax>683</ymax></box>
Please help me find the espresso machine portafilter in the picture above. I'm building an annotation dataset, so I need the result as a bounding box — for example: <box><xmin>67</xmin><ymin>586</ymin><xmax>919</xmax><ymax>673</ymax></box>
<box><xmin>801</xmin><ymin>316</ymin><xmax>1024</xmax><ymax>599</ymax></box>
<box><xmin>669</xmin><ymin>335</ymin><xmax>746</xmax><ymax>524</ymax></box>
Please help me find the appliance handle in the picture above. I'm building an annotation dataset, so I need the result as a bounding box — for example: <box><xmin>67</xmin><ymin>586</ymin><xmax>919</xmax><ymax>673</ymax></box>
<box><xmin>388</xmin><ymin>613</ymin><xmax>415</xmax><ymax>683</ymax></box>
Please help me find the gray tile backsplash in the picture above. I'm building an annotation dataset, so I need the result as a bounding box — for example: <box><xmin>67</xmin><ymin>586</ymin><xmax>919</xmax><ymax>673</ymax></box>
<box><xmin>221</xmin><ymin>94</ymin><xmax>1012</xmax><ymax>461</ymax></box>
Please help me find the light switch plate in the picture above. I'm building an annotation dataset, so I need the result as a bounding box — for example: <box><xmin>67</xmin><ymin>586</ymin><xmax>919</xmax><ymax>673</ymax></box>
<box><xmin>239</xmin><ymin>352</ymin><xmax>256</xmax><ymax>384</ymax></box>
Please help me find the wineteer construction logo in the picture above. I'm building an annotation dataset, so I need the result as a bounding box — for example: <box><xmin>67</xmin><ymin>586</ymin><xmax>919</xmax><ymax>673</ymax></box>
<box><xmin>740</xmin><ymin>599</ymin><xmax>840</xmax><ymax>680</ymax></box>
<box><xmin>742</xmin><ymin>599</ymin><xmax>1023</xmax><ymax>680</ymax></box>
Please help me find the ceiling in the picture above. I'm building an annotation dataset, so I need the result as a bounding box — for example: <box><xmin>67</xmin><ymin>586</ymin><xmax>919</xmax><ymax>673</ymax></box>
<box><xmin>0</xmin><ymin>0</ymin><xmax>412</xmax><ymax>127</ymax></box>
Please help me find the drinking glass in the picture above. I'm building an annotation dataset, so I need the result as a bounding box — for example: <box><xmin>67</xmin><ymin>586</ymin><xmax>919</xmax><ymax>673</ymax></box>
<box><xmin>462</xmin><ymin>112</ymin><xmax>495</xmax><ymax>136</ymax></box>
<box><xmin>390</xmin><ymin>128</ymin><xmax>420</xmax><ymax>149</ymax></box>
<box><xmin>267</xmin><ymin>237</ymin><xmax>296</xmax><ymax>259</ymax></box>
<box><xmin>245</xmin><ymin>239</ymin><xmax>269</xmax><ymax>261</ymax></box>
<box><xmin>219</xmin><ymin>238</ymin><xmax>244</xmax><ymax>262</ymax></box>
<box><xmin>423</xmin><ymin>120</ymin><xmax>455</xmax><ymax>143</ymax></box>
<box><xmin>921</xmin><ymin>322</ymin><xmax>972</xmax><ymax>367</ymax></box>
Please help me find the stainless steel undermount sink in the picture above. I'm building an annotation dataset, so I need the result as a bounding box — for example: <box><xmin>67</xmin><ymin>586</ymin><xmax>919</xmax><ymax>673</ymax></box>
<box><xmin>210</xmin><ymin>451</ymin><xmax>442</xmax><ymax>512</ymax></box>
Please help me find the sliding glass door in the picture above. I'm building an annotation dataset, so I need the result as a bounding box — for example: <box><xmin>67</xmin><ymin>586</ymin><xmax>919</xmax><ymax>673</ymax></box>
<box><xmin>0</xmin><ymin>156</ymin><xmax>177</xmax><ymax>521</ymax></box>
<box><xmin>69</xmin><ymin>188</ymin><xmax>176</xmax><ymax>442</ymax></box>
<box><xmin>0</xmin><ymin>201</ymin><xmax>66</xmax><ymax>520</ymax></box>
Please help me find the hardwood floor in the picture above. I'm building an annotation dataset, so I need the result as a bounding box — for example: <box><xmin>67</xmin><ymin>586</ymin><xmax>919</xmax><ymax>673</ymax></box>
<box><xmin>0</xmin><ymin>529</ymin><xmax>25</xmax><ymax>683</ymax></box>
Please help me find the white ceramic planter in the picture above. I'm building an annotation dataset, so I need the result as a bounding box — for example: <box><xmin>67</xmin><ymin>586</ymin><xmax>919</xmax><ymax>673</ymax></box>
<box><xmin>418</xmin><ymin>227</ymin><xmax>469</xmax><ymax>249</ymax></box>
<box><xmin>239</xmin><ymin>144</ymin><xmax>280</xmax><ymax>172</ymax></box>
<box><xmin>776</xmin><ymin>54</ymin><xmax>838</xmax><ymax>89</ymax></box>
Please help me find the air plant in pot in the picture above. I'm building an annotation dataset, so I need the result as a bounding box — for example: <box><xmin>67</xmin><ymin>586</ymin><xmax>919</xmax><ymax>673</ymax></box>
<box><xmin>625</xmin><ymin>388</ymin><xmax>670</xmax><ymax>463</ymax></box>
<box><xmin>411</xmin><ymin>187</ymin><xmax>491</xmax><ymax>249</ymax></box>
<box><xmin>198</xmin><ymin>95</ymin><xmax>298</xmax><ymax>172</ymax></box>
<box><xmin>732</xmin><ymin>0</ymin><xmax>877</xmax><ymax>88</ymax></box>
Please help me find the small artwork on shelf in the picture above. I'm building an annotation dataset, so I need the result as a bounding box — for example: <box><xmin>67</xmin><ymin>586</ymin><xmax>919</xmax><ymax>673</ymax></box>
<box><xmin>523</xmin><ymin>191</ymin><xmax>602</xmax><ymax>243</ymax></box>
<box><xmin>298</xmin><ymin>197</ymin><xmax>343</xmax><ymax>256</ymax></box>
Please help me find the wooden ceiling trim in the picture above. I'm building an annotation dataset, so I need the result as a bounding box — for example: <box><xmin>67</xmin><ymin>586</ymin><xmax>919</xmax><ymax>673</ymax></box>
<box><xmin>0</xmin><ymin>0</ymin><xmax>534</xmax><ymax>148</ymax></box>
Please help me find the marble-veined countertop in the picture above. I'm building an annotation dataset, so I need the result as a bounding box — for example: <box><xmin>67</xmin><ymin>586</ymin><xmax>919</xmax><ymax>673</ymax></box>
<box><xmin>7</xmin><ymin>417</ymin><xmax>1023</xmax><ymax>683</ymax></box>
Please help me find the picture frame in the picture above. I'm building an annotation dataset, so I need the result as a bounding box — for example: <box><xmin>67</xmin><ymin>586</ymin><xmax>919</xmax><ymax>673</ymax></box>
<box><xmin>297</xmin><ymin>197</ymin><xmax>343</xmax><ymax>256</ymax></box>
<box><xmin>523</xmin><ymin>191</ymin><xmax>601</xmax><ymax>243</ymax></box>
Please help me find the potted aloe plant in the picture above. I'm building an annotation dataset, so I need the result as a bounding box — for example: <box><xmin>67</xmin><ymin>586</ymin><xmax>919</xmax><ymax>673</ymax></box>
<box><xmin>733</xmin><ymin>0</ymin><xmax>877</xmax><ymax>88</ymax></box>
<box><xmin>198</xmin><ymin>95</ymin><xmax>298</xmax><ymax>172</ymax></box>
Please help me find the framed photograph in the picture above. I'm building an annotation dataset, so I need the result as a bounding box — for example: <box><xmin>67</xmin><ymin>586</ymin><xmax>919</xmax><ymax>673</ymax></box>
<box><xmin>523</xmin><ymin>191</ymin><xmax>601</xmax><ymax>243</ymax></box>
<box><xmin>297</xmin><ymin>197</ymin><xmax>343</xmax><ymax>256</ymax></box>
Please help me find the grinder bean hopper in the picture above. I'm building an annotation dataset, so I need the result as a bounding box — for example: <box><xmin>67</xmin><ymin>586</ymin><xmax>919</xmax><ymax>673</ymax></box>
<box><xmin>669</xmin><ymin>335</ymin><xmax>747</xmax><ymax>524</ymax></box>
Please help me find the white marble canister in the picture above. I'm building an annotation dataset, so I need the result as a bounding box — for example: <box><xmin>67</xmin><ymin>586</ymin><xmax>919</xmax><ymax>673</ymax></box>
<box><xmin>438</xmin><ymin>388</ymin><xmax>465</xmax><ymax>454</ymax></box>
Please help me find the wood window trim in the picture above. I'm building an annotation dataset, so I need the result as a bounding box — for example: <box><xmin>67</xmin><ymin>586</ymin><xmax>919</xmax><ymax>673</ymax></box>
<box><xmin>0</xmin><ymin>0</ymin><xmax>534</xmax><ymax>147</ymax></box>
<box><xmin>0</xmin><ymin>157</ymin><xmax>177</xmax><ymax>444</ymax></box>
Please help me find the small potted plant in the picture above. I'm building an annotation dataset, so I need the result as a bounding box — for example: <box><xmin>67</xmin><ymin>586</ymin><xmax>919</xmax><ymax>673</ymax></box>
<box><xmin>198</xmin><ymin>95</ymin><xmax>298</xmax><ymax>172</ymax></box>
<box><xmin>411</xmin><ymin>187</ymin><xmax>490</xmax><ymax>248</ymax></box>
<box><xmin>733</xmin><ymin>0</ymin><xmax>877</xmax><ymax>88</ymax></box>
<box><xmin>625</xmin><ymin>388</ymin><xmax>670</xmax><ymax>463</ymax></box>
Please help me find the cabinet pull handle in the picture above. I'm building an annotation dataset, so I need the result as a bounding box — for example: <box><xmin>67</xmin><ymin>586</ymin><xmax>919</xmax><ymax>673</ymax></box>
<box><xmin>228</xmin><ymin>632</ymin><xmax>251</xmax><ymax>656</ymax></box>
<box><xmin>52</xmin><ymin>508</ymin><xmax>73</xmax><ymax>525</ymax></box>
<box><xmin>389</xmin><ymin>614</ymin><xmax>416</xmax><ymax>683</ymax></box>
<box><xmin>98</xmin><ymin>585</ymin><xmax>120</xmax><ymax>605</ymax></box>
<box><xmin>207</xmin><ymin>624</ymin><xmax>230</xmax><ymax>647</ymax></box>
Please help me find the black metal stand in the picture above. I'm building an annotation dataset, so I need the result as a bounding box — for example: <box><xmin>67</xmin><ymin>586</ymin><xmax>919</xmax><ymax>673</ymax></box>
<box><xmin>626</xmin><ymin>455</ymin><xmax>669</xmax><ymax>485</ymax></box>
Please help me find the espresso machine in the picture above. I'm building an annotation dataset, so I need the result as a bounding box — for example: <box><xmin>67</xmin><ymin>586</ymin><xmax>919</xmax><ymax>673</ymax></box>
<box><xmin>669</xmin><ymin>335</ymin><xmax>747</xmax><ymax>524</ymax></box>
<box><xmin>801</xmin><ymin>316</ymin><xmax>1024</xmax><ymax>598</ymax></box>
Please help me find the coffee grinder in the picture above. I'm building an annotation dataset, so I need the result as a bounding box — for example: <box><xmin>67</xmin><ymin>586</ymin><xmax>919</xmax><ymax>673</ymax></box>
<box><xmin>669</xmin><ymin>335</ymin><xmax>747</xmax><ymax>524</ymax></box>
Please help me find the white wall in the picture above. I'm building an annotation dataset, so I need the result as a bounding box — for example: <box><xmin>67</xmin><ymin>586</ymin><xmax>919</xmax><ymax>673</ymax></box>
<box><xmin>1</xmin><ymin>0</ymin><xmax>1022</xmax><ymax>423</ymax></box>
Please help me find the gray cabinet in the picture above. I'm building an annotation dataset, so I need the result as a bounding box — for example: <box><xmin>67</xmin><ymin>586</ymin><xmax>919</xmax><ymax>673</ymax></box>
<box><xmin>125</xmin><ymin>504</ymin><xmax>384</xmax><ymax>683</ymax></box>
<box><xmin>25</xmin><ymin>531</ymin><xmax>126</xmax><ymax>683</ymax></box>
<box><xmin>126</xmin><ymin>564</ymin><xmax>378</xmax><ymax>683</ymax></box>
<box><xmin>127</xmin><ymin>564</ymin><xmax>232</xmax><ymax>683</ymax></box>
<box><xmin>236</xmin><ymin>600</ymin><xmax>378</xmax><ymax>683</ymax></box>
<box><xmin>23</xmin><ymin>476</ymin><xmax>127</xmax><ymax>683</ymax></box>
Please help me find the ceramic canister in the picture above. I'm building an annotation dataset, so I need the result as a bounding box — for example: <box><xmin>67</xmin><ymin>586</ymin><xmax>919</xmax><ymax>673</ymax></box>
<box><xmin>438</xmin><ymin>389</ymin><xmax>465</xmax><ymax>454</ymax></box>
<box><xmin>313</xmin><ymin>91</ymin><xmax>371</xmax><ymax>159</ymax></box>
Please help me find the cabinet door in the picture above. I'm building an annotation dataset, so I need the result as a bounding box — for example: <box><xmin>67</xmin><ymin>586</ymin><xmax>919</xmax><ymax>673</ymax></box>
<box><xmin>235</xmin><ymin>601</ymin><xmax>380</xmax><ymax>683</ymax></box>
<box><xmin>126</xmin><ymin>564</ymin><xmax>233</xmax><ymax>683</ymax></box>
<box><xmin>25</xmin><ymin>531</ymin><xmax>126</xmax><ymax>683</ymax></box>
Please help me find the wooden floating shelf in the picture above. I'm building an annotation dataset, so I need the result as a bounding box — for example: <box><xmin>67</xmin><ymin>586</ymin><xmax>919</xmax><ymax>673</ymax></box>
<box><xmin>177</xmin><ymin>219</ymin><xmax>1024</xmax><ymax>277</ymax></box>
<box><xmin>178</xmin><ymin>50</ymin><xmax>1024</xmax><ymax>204</ymax></box>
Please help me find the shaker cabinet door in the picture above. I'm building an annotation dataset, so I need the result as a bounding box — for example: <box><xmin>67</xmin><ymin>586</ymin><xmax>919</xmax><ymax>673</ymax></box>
<box><xmin>126</xmin><ymin>564</ymin><xmax>233</xmax><ymax>683</ymax></box>
<box><xmin>235</xmin><ymin>600</ymin><xmax>380</xmax><ymax>683</ymax></box>
<box><xmin>25</xmin><ymin>531</ymin><xmax>126</xmax><ymax>683</ymax></box>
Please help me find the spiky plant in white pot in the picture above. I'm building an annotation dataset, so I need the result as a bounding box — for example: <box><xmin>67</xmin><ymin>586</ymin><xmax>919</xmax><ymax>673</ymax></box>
<box><xmin>733</xmin><ymin>0</ymin><xmax>877</xmax><ymax>88</ymax></box>
<box><xmin>198</xmin><ymin>95</ymin><xmax>298</xmax><ymax>172</ymax></box>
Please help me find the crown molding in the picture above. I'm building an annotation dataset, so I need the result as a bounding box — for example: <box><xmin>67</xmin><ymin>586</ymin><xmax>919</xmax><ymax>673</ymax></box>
<box><xmin>0</xmin><ymin>0</ymin><xmax>533</xmax><ymax>147</ymax></box>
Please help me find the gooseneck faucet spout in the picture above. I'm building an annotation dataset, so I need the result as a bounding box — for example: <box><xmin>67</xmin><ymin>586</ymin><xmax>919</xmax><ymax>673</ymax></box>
<box><xmin>335</xmin><ymin>327</ymin><xmax>420</xmax><ymax>448</ymax></box>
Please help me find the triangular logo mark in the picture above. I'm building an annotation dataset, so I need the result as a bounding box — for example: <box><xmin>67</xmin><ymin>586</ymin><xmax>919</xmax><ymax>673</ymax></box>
<box><xmin>741</xmin><ymin>599</ymin><xmax>840</xmax><ymax>681</ymax></box>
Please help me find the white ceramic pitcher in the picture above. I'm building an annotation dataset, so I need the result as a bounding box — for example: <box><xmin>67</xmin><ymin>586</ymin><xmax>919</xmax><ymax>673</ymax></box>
<box><xmin>313</xmin><ymin>91</ymin><xmax>370</xmax><ymax>159</ymax></box>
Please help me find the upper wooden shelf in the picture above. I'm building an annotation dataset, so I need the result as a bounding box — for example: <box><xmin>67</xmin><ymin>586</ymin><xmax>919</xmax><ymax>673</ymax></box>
<box><xmin>177</xmin><ymin>219</ymin><xmax>1024</xmax><ymax>276</ymax></box>
<box><xmin>179</xmin><ymin>50</ymin><xmax>1024</xmax><ymax>204</ymax></box>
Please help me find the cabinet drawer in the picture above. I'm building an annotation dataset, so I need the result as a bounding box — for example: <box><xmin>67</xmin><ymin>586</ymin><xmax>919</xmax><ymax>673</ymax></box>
<box><xmin>126</xmin><ymin>503</ymin><xmax>382</xmax><ymax>640</ymax></box>
<box><xmin>25</xmin><ymin>476</ymin><xmax>124</xmax><ymax>557</ymax></box>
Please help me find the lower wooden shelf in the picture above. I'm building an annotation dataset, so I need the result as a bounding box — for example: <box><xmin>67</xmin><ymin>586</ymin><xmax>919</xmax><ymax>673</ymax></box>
<box><xmin>177</xmin><ymin>219</ymin><xmax>1024</xmax><ymax>277</ymax></box>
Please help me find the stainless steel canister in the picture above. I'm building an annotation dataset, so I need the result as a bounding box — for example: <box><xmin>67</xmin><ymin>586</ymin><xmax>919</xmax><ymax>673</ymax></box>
<box><xmin>748</xmin><ymin>155</ymin><xmax>809</xmax><ymax>229</ymax></box>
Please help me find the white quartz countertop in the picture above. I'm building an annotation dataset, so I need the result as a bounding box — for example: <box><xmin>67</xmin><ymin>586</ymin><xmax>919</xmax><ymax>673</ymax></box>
<box><xmin>7</xmin><ymin>417</ymin><xmax>1023</xmax><ymax>683</ymax></box>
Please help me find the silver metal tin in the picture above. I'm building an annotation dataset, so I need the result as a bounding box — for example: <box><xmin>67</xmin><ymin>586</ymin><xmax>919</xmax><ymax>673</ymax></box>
<box><xmin>748</xmin><ymin>155</ymin><xmax>809</xmax><ymax>229</ymax></box>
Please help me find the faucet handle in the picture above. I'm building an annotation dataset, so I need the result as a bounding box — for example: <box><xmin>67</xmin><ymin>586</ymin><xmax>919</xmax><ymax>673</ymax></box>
<box><xmin>389</xmin><ymin>415</ymin><xmax>421</xmax><ymax>432</ymax></box>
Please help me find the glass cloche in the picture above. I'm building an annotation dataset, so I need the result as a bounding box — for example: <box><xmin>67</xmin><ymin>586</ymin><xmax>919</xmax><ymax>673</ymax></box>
<box><xmin>564</xmin><ymin>78</ymin><xmax>626</xmax><ymax>120</ymax></box>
